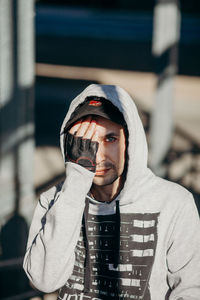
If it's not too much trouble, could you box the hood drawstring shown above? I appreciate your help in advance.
[83,198,90,293]
[114,200,120,268]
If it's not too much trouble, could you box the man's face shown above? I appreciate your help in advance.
[68,115,127,187]
[92,116,126,187]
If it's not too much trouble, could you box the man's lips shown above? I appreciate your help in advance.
[95,168,110,175]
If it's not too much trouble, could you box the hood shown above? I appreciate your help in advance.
[60,84,151,205]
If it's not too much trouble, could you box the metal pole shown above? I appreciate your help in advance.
[150,0,181,176]
[0,0,35,226]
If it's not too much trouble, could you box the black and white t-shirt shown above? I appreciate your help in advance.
[58,212,159,300]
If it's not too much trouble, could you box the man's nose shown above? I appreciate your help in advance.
[96,143,106,164]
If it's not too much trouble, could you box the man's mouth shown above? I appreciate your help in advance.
[95,168,110,176]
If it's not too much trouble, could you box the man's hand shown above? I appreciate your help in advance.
[65,117,99,172]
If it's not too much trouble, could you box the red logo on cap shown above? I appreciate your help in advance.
[89,100,102,107]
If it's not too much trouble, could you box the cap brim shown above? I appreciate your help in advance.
[65,110,110,130]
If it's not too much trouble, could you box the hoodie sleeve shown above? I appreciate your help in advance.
[167,193,200,300]
[23,162,94,293]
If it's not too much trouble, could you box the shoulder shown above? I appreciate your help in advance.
[156,176,190,195]
[149,177,199,236]
[153,176,194,208]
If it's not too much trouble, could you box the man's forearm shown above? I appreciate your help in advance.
[23,162,94,293]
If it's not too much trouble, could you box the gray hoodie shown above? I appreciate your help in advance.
[23,84,200,300]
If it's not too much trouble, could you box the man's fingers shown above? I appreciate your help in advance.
[76,116,92,137]
[84,120,97,139]
[91,128,99,142]
[68,116,98,140]
[68,120,82,135]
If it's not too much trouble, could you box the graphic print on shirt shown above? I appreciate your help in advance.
[59,212,159,300]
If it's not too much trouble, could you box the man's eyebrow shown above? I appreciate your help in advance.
[105,132,120,137]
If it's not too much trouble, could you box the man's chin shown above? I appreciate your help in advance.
[93,174,118,187]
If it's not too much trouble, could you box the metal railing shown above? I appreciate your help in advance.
[141,109,200,210]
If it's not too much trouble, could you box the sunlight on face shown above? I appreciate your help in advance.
[92,116,126,187]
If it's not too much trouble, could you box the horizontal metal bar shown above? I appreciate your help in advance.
[0,290,43,300]
[0,257,23,271]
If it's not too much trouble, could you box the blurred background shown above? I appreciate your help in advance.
[0,0,200,299]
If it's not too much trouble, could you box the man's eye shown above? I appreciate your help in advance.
[105,137,117,143]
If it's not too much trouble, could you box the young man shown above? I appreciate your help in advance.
[24,84,200,300]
